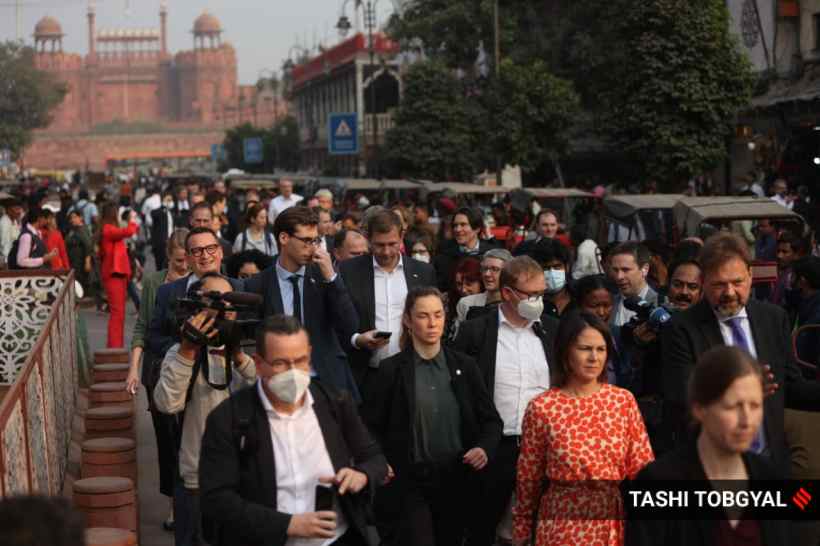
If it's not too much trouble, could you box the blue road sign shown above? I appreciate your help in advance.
[243,138,264,164]
[329,113,359,155]
[210,143,224,163]
[0,149,11,167]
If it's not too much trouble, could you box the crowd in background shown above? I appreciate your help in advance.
[0,173,818,546]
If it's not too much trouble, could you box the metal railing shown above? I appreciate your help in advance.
[0,270,77,497]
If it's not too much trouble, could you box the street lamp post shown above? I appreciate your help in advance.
[337,0,381,178]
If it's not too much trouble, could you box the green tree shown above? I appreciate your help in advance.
[0,41,67,158]
[595,0,753,185]
[384,61,483,180]
[492,59,580,172]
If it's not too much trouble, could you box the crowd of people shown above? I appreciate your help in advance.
[0,174,819,546]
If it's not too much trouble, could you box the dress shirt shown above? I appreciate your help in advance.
[714,307,767,454]
[141,193,161,226]
[370,256,407,365]
[413,350,463,463]
[613,284,650,328]
[276,259,306,321]
[176,199,190,211]
[715,307,758,359]
[268,194,304,222]
[256,381,347,546]
[494,308,550,436]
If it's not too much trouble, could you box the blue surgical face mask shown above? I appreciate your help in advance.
[544,269,566,294]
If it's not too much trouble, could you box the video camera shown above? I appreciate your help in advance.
[173,290,263,348]
[623,296,673,334]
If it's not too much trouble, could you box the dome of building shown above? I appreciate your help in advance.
[34,16,63,38]
[193,11,222,35]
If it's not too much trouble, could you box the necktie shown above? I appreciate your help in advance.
[726,317,765,454]
[289,275,302,323]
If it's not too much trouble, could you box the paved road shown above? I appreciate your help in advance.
[82,298,173,546]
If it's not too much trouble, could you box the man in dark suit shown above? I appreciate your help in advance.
[339,210,435,395]
[433,207,499,291]
[363,287,502,546]
[151,192,176,270]
[243,206,361,400]
[147,227,241,359]
[662,232,820,476]
[199,315,387,546]
[451,255,558,546]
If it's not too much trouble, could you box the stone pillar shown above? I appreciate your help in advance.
[160,2,168,56]
[88,6,96,61]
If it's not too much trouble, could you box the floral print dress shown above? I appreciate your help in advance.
[512,384,654,546]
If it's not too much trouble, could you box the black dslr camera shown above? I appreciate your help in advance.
[622,296,673,335]
[173,290,263,348]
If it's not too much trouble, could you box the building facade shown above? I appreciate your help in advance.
[289,32,401,176]
[32,6,283,133]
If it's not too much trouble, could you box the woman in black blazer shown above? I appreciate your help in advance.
[362,286,502,546]
[626,346,789,546]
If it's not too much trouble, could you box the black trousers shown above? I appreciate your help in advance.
[465,436,520,546]
[145,387,178,498]
[380,459,470,546]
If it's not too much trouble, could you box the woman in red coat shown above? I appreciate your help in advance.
[99,202,138,348]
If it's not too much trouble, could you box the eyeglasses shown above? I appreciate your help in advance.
[290,235,323,246]
[188,244,220,257]
[481,266,502,274]
[508,285,545,300]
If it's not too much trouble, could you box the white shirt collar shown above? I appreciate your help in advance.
[186,274,199,291]
[373,254,404,273]
[256,379,313,419]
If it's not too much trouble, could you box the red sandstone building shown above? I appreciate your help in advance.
[26,5,283,170]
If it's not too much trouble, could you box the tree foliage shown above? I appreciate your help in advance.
[0,41,67,158]
[594,0,754,184]
[387,0,754,186]
[221,116,300,173]
[384,61,484,180]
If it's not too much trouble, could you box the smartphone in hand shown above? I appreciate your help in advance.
[374,331,392,339]
[315,484,336,512]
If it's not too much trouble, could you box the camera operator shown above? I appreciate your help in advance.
[154,272,257,546]
[623,258,703,454]
[199,315,387,546]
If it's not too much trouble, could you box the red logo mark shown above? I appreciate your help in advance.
[793,488,812,511]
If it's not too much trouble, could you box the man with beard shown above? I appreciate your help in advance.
[661,233,820,475]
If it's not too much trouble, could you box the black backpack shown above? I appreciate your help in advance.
[7,226,46,270]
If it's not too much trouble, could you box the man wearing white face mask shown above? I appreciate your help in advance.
[451,256,557,546]
[528,238,572,318]
[199,315,387,546]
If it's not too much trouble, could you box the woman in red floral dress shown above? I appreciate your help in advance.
[512,310,654,546]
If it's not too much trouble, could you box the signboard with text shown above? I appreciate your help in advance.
[243,138,264,164]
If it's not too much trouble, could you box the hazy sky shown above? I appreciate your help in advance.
[0,0,396,84]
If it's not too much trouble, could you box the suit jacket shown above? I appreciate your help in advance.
[450,308,559,393]
[362,345,502,482]
[243,262,361,400]
[626,441,788,546]
[338,254,436,388]
[432,238,500,292]
[99,222,138,279]
[150,207,173,253]
[146,274,243,359]
[199,382,387,546]
[661,298,820,475]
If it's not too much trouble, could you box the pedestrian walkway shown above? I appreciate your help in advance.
[82,304,173,546]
